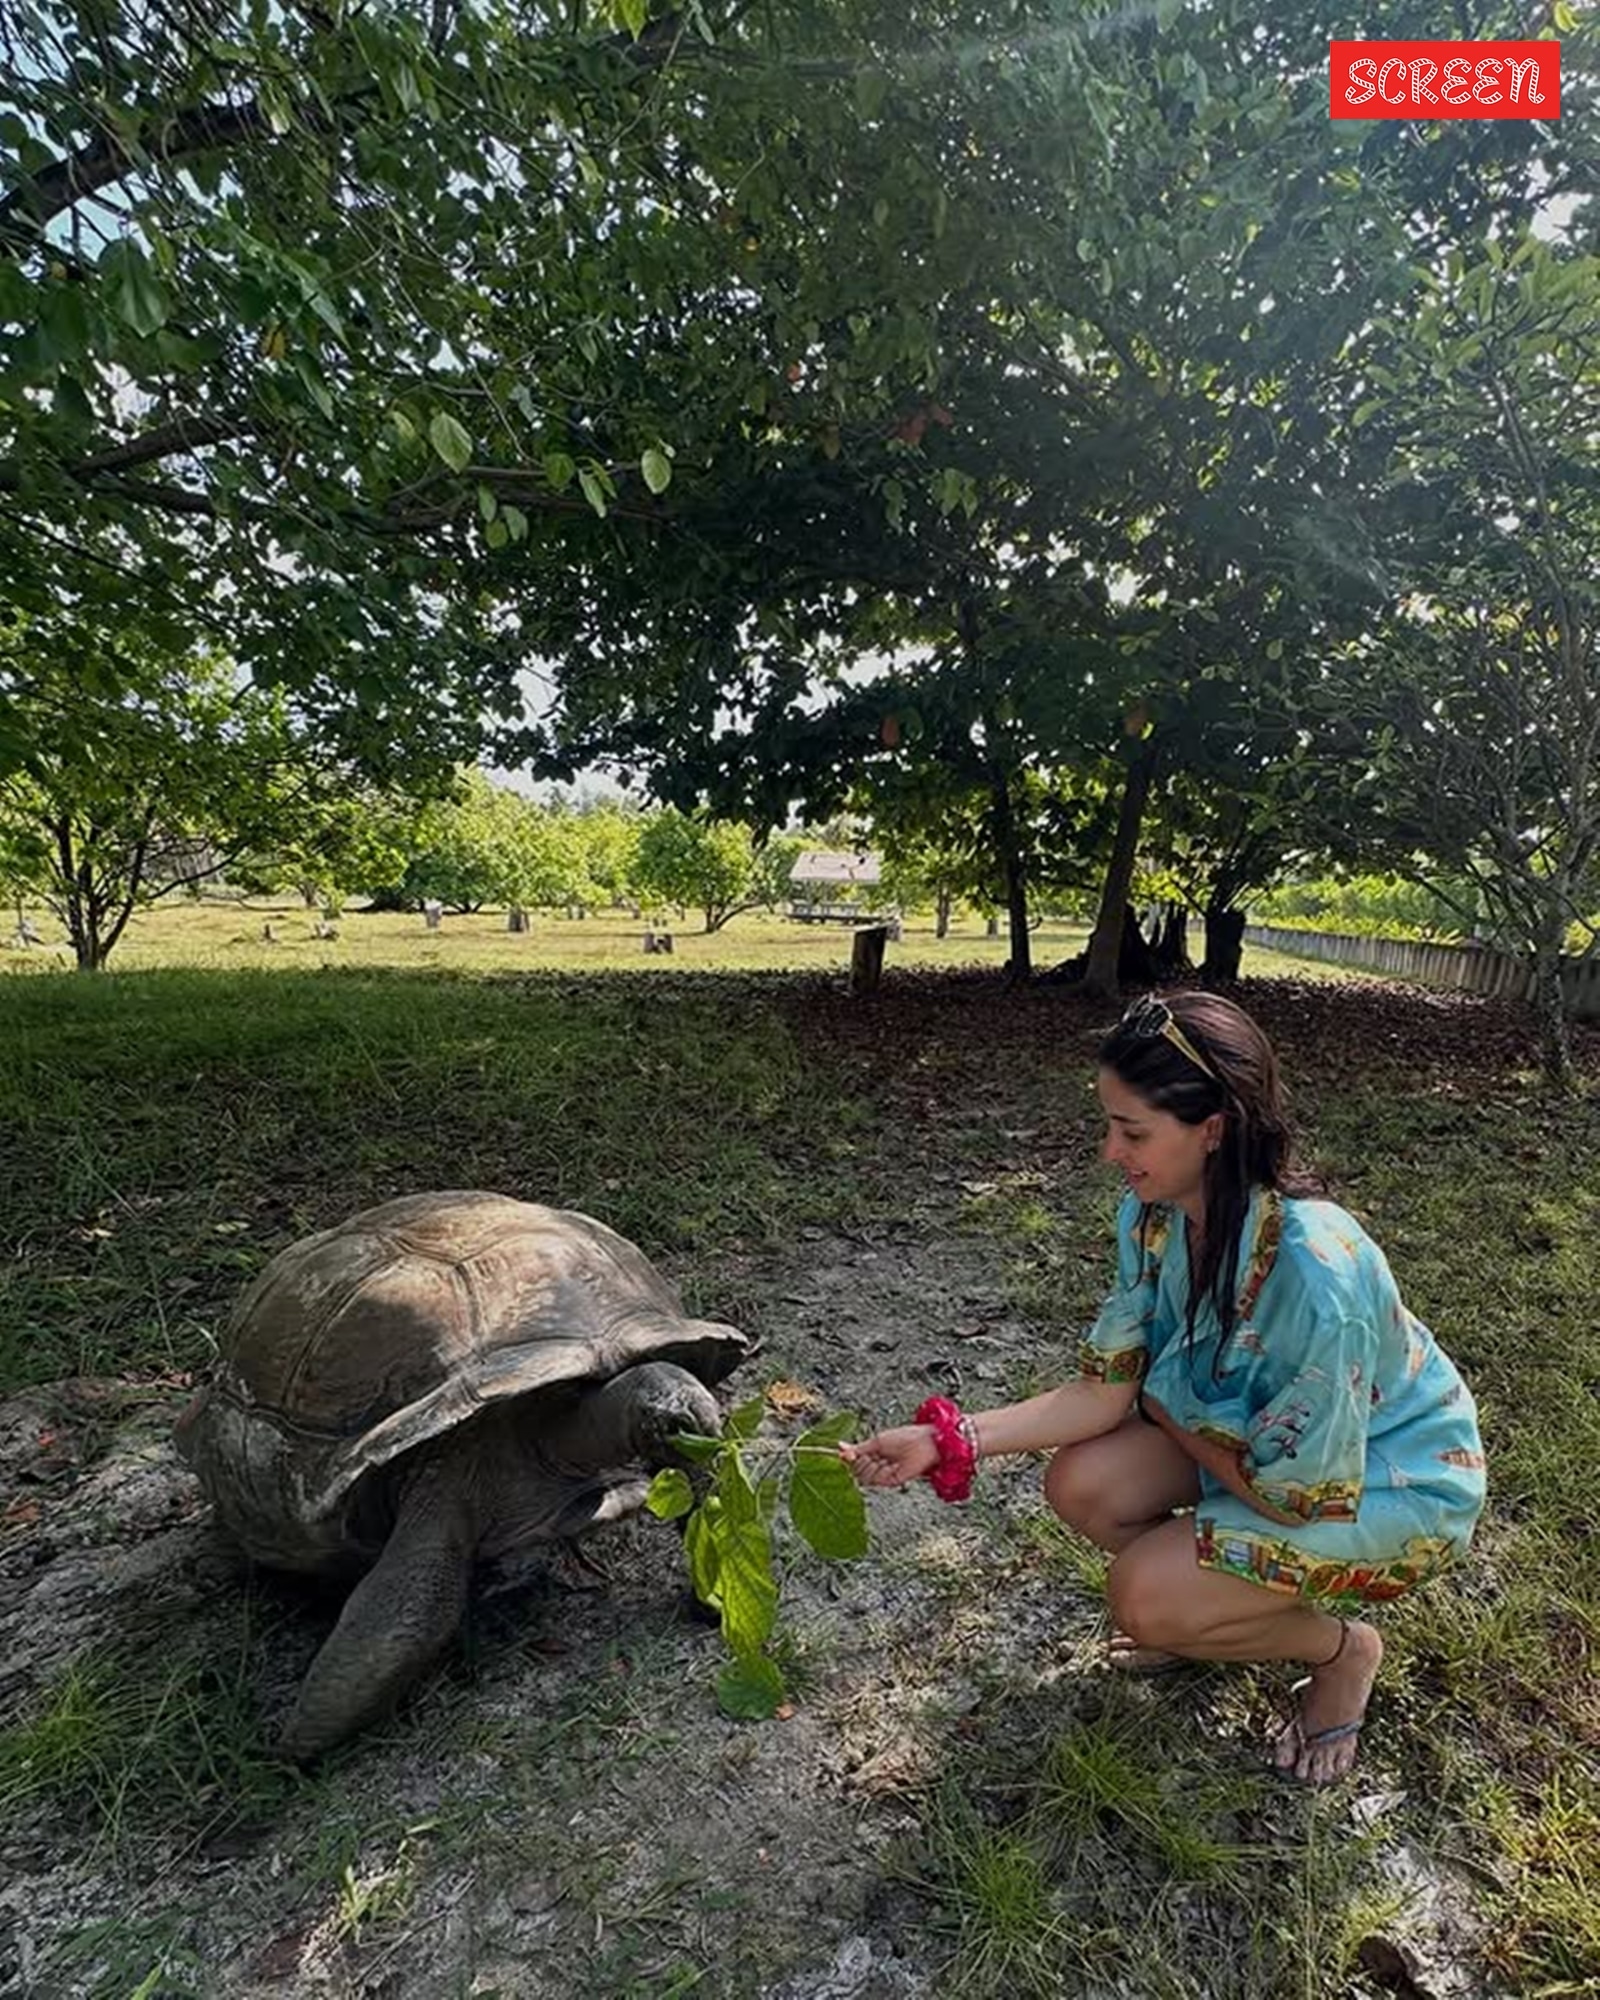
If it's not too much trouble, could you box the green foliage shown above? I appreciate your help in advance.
[647,1404,867,1718]
[0,625,340,969]
[631,810,791,932]
[1254,874,1471,943]
[385,773,597,913]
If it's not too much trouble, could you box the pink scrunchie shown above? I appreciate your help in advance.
[915,1395,977,1503]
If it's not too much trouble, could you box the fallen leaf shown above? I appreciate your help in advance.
[764,1379,822,1419]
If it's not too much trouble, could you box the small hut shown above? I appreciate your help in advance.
[787,850,883,924]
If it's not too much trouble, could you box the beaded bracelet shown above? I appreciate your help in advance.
[914,1395,979,1503]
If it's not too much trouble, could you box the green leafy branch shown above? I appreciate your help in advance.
[647,1396,868,1719]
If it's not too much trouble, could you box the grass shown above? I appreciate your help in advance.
[1,895,1094,978]
[1,915,1597,1997]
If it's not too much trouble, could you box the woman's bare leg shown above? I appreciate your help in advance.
[1043,1418,1202,1668]
[1106,1516,1383,1783]
[1043,1415,1201,1553]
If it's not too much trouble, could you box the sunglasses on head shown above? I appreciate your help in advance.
[1120,995,1220,1083]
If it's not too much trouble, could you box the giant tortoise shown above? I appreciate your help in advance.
[176,1192,749,1759]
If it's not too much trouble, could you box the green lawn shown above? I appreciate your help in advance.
[1,936,1595,1998]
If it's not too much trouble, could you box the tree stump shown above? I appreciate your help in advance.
[507,905,529,933]
[850,924,890,995]
[643,930,675,955]
[423,900,443,931]
[312,920,338,941]
[261,922,277,943]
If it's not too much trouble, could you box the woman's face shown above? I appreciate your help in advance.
[1097,1067,1221,1217]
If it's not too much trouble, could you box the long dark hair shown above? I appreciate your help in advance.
[1098,992,1310,1357]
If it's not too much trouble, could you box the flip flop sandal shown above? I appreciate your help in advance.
[1271,1673,1368,1784]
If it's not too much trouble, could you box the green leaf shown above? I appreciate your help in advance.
[854,69,889,120]
[578,467,609,518]
[105,242,170,338]
[387,408,417,445]
[1553,0,1578,27]
[485,517,509,550]
[640,446,672,495]
[53,375,94,429]
[789,1423,869,1559]
[618,0,648,38]
[502,504,529,543]
[716,1654,786,1720]
[795,1410,859,1448]
[1265,638,1284,662]
[711,1457,778,1656]
[542,450,576,492]
[684,1499,723,1605]
[723,1395,766,1443]
[477,484,498,523]
[428,411,472,474]
[645,1467,695,1520]
[668,1431,724,1464]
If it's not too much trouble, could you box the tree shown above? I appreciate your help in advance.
[231,781,423,911]
[0,628,325,969]
[386,774,583,915]
[1330,238,1600,1085]
[632,809,794,933]
[568,802,642,909]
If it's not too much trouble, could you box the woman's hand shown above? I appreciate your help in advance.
[839,1425,940,1489]
[1140,1392,1301,1527]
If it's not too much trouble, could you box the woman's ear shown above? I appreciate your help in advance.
[1204,1112,1226,1155]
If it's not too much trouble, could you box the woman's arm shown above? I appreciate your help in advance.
[971,1378,1138,1458]
[1139,1392,1303,1527]
[843,1377,1137,1488]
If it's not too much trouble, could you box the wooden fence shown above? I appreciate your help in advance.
[1244,925,1600,1022]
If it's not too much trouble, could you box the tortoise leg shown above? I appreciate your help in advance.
[276,1451,479,1762]
[555,1362,720,1472]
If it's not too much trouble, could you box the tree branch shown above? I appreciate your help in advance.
[1,100,279,249]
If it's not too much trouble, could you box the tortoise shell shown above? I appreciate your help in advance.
[176,1191,749,1569]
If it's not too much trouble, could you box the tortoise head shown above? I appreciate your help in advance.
[616,1358,723,1469]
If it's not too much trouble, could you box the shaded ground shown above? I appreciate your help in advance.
[2,969,1595,1999]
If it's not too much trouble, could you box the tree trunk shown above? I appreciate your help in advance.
[299,882,318,908]
[1083,743,1156,1001]
[935,888,951,940]
[1532,912,1575,1089]
[989,762,1030,981]
[1153,902,1191,977]
[1201,904,1247,984]
[69,901,107,972]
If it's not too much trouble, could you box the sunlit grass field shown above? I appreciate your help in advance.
[1,894,1365,984]
[2,896,1081,976]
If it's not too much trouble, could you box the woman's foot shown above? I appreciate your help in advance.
[1271,1618,1383,1784]
[1107,1630,1186,1674]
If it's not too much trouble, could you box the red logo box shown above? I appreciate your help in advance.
[1329,40,1561,118]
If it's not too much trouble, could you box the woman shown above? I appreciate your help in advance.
[843,992,1485,1784]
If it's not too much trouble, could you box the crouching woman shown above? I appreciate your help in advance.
[844,992,1486,1784]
